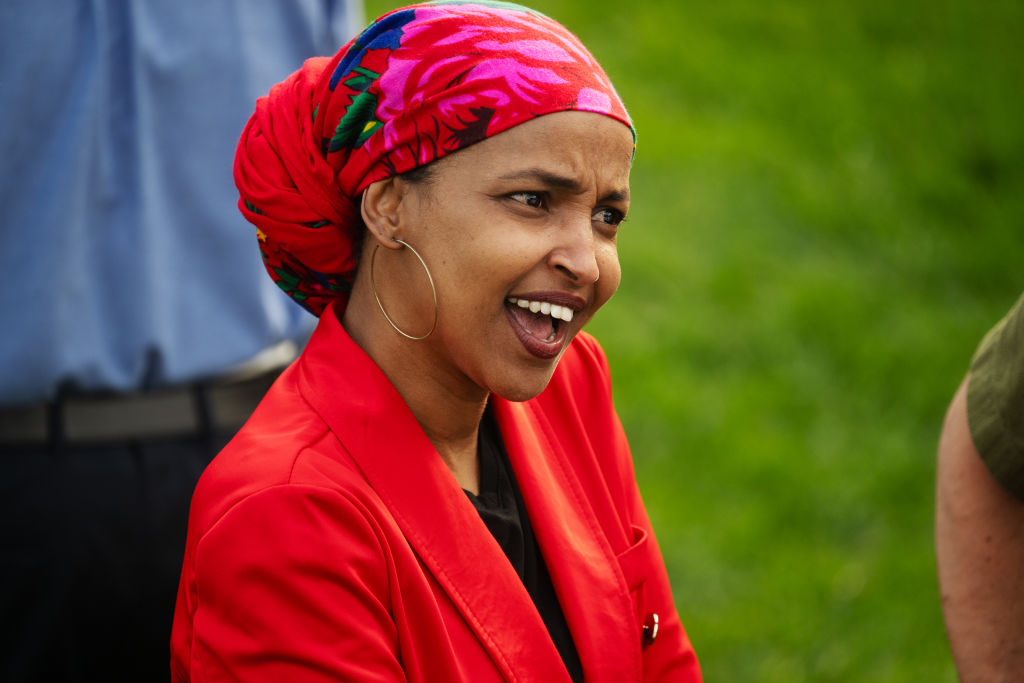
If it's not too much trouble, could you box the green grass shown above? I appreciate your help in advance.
[363,1,1024,679]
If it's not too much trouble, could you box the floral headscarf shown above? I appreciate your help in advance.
[235,1,633,316]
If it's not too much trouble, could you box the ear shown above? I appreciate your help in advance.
[361,177,407,251]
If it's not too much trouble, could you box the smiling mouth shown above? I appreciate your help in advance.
[504,296,576,358]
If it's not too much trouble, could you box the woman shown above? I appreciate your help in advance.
[171,3,702,681]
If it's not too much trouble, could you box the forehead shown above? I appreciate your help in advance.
[433,112,634,190]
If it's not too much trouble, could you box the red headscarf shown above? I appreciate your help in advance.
[235,1,633,316]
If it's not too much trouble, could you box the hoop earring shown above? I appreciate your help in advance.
[369,238,438,340]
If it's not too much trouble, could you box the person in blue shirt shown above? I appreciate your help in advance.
[0,1,362,680]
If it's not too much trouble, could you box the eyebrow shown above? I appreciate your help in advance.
[497,168,630,203]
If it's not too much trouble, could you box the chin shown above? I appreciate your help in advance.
[495,386,546,403]
[488,364,560,403]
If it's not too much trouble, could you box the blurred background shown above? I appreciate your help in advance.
[1,0,1015,680]
[369,1,1024,680]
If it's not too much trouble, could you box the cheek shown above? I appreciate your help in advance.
[453,230,544,281]
[596,245,622,306]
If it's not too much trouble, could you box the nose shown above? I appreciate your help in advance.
[548,217,600,285]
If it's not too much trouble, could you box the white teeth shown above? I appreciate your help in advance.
[507,297,575,323]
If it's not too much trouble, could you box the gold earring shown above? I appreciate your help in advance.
[369,239,438,340]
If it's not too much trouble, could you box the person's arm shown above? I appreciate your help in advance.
[181,485,408,682]
[935,376,1024,682]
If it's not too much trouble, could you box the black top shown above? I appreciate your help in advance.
[463,407,584,682]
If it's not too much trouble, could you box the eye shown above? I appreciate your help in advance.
[593,207,626,227]
[508,191,545,209]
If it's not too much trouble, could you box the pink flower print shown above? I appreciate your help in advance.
[576,87,613,113]
[474,39,574,63]
[463,59,569,104]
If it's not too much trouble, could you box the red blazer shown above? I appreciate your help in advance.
[171,305,701,682]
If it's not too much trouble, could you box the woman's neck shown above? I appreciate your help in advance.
[341,289,487,494]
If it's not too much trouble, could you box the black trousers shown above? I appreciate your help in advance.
[0,433,232,682]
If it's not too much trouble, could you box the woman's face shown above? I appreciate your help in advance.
[386,110,634,402]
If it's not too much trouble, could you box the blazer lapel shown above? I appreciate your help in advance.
[495,397,641,683]
[296,308,569,682]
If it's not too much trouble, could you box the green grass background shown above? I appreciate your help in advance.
[363,1,1024,679]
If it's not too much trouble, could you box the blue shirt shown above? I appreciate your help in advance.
[0,0,364,406]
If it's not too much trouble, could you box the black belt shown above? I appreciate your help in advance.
[0,369,281,447]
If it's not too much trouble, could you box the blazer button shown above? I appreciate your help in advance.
[641,612,659,649]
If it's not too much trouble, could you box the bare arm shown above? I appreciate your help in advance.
[936,376,1024,682]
